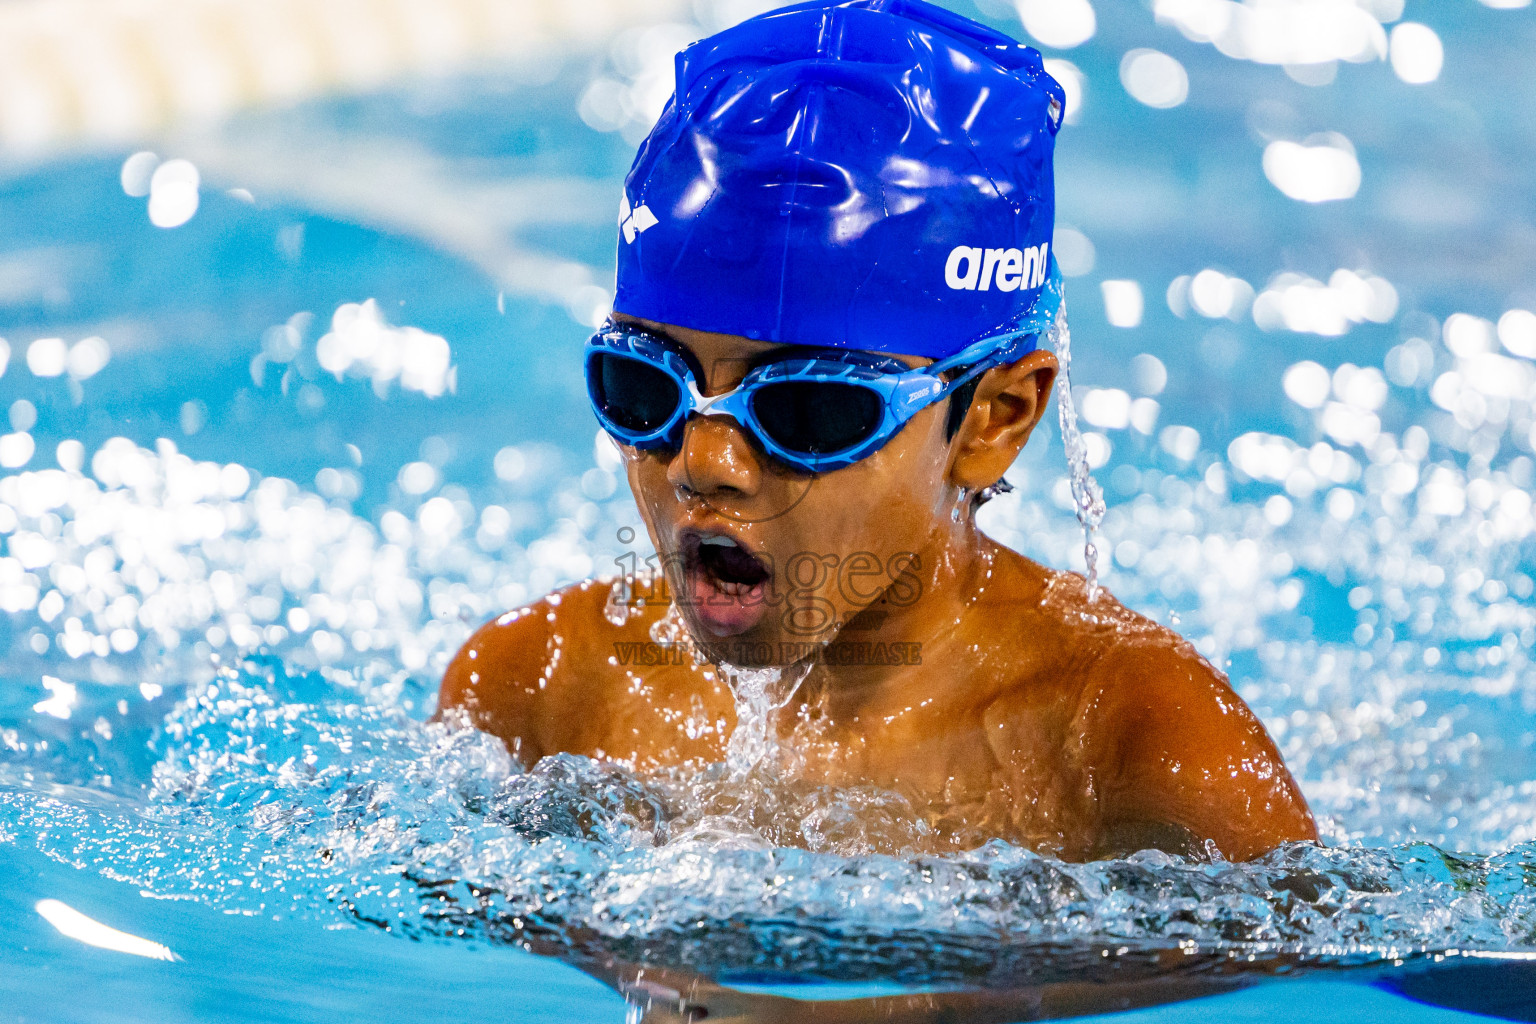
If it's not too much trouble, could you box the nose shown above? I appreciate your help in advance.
[666,414,762,500]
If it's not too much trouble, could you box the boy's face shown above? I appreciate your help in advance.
[610,313,1045,667]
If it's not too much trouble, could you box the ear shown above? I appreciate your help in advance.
[946,350,1059,491]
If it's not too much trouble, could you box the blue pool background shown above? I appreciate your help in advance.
[2,0,1535,1020]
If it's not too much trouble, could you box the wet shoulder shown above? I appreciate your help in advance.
[979,561,1314,859]
[437,578,663,753]
[976,553,1175,702]
[972,563,1177,834]
[1013,570,1267,759]
[438,577,731,767]
[1040,576,1316,859]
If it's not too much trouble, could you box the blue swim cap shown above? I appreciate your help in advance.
[613,0,1065,360]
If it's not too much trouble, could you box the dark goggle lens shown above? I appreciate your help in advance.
[750,381,883,456]
[589,352,681,435]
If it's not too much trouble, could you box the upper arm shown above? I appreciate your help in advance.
[437,602,560,764]
[1087,645,1317,861]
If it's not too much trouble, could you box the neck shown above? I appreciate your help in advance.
[800,508,998,708]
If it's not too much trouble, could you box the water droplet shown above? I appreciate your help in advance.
[1050,303,1108,600]
[604,576,632,626]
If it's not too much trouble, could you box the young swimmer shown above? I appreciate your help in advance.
[440,0,1316,864]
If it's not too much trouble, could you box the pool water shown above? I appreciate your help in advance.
[2,0,1535,1020]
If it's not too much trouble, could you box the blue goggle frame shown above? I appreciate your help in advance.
[587,259,1063,474]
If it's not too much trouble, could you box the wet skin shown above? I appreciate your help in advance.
[439,314,1318,863]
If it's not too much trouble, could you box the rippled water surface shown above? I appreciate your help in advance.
[2,0,1535,1020]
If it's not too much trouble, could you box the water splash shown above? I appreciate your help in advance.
[1049,302,1108,600]
[715,659,812,777]
[6,659,1536,987]
[644,599,813,777]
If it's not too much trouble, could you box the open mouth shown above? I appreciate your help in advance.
[682,532,772,636]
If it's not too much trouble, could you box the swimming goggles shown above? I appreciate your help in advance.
[585,260,1063,474]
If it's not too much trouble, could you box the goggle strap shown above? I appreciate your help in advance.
[925,332,1039,402]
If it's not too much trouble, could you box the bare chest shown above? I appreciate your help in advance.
[556,660,1098,854]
